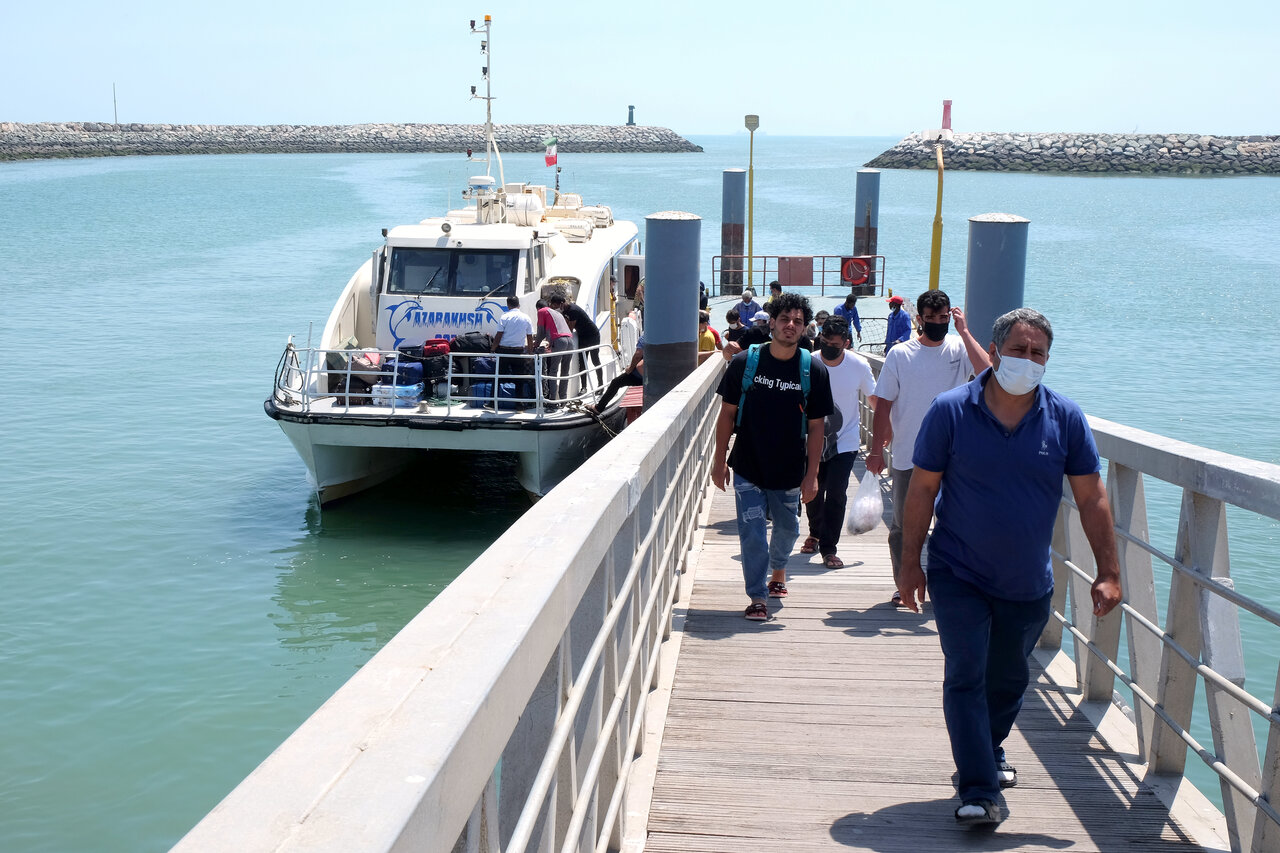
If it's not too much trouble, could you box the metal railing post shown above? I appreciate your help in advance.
[1109,461,1162,756]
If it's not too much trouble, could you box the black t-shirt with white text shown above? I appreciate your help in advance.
[717,345,833,489]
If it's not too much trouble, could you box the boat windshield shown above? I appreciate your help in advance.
[387,248,520,297]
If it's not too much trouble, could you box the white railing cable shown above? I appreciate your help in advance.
[1052,552,1280,727]
[1053,612,1280,831]
[504,387,717,852]
[564,410,715,853]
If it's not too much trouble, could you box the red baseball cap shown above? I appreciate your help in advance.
[887,295,904,305]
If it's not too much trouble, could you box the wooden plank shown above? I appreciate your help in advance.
[644,465,1214,851]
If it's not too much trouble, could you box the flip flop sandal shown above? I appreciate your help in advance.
[823,554,844,569]
[997,761,1017,788]
[768,581,788,598]
[955,800,1001,826]
[744,602,769,621]
[799,537,819,554]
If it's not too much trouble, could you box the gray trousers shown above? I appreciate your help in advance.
[889,466,917,586]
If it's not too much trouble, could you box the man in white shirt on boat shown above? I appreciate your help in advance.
[492,295,534,403]
[866,290,990,605]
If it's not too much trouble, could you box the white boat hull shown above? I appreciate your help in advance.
[269,404,624,503]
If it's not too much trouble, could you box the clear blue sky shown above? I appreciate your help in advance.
[3,0,1276,136]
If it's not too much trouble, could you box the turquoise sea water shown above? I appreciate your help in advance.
[0,137,1276,851]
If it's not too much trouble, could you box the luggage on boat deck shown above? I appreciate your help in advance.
[384,359,424,386]
[421,338,452,357]
[371,382,425,407]
[470,356,497,377]
[337,376,372,405]
[422,355,450,382]
[467,381,519,410]
[450,330,493,353]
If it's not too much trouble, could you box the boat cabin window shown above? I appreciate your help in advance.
[387,248,519,297]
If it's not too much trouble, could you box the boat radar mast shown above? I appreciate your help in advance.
[469,15,505,189]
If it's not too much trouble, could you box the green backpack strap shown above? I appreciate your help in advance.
[735,344,764,428]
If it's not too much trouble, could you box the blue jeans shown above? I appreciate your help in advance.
[927,566,1053,803]
[733,473,800,602]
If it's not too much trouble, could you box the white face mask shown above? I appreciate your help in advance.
[992,353,1045,396]
[728,322,741,329]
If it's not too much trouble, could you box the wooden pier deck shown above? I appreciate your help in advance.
[643,468,1219,852]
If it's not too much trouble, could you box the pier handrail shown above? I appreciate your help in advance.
[1044,415,1280,853]
[178,355,727,853]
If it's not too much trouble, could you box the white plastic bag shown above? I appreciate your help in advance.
[846,470,884,535]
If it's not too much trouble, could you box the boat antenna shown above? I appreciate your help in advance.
[470,15,505,189]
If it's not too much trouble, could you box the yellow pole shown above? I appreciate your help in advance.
[928,142,944,290]
[747,130,755,290]
[744,114,759,292]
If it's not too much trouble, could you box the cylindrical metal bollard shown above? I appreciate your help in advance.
[963,213,1030,350]
[852,169,880,290]
[644,211,702,410]
[720,169,746,295]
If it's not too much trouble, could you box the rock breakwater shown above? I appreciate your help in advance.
[0,122,703,161]
[867,132,1280,175]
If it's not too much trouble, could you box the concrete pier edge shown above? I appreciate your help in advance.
[0,122,703,161]
[867,131,1280,175]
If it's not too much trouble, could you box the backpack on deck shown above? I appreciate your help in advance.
[735,344,812,437]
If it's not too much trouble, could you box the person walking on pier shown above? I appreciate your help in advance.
[866,290,990,606]
[799,316,876,568]
[737,289,763,322]
[833,293,863,343]
[712,293,833,621]
[884,295,913,351]
[898,307,1122,827]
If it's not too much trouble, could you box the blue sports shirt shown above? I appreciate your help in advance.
[912,370,1101,600]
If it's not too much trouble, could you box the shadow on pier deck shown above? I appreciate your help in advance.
[643,471,1220,852]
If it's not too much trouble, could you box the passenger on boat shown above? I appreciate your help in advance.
[799,316,876,569]
[550,293,603,389]
[697,310,722,364]
[699,280,709,311]
[492,295,535,403]
[534,298,574,403]
[866,290,991,607]
[737,289,762,321]
[884,295,913,352]
[833,293,863,343]
[898,307,1122,827]
[587,335,644,414]
[711,293,834,622]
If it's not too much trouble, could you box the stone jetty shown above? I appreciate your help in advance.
[867,131,1280,175]
[0,122,703,161]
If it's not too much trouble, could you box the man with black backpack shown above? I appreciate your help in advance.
[712,293,833,622]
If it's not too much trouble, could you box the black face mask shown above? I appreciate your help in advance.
[923,320,950,342]
[819,343,843,360]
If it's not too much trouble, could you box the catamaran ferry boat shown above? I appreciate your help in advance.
[266,15,645,504]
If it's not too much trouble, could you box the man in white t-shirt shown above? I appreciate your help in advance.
[867,290,991,605]
[800,315,878,568]
[492,295,535,401]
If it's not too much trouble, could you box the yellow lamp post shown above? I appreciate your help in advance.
[744,114,759,292]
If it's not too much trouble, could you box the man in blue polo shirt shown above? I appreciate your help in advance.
[898,307,1122,827]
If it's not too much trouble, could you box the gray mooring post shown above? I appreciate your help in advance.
[644,211,702,410]
[853,168,881,290]
[720,169,746,296]
[963,213,1030,349]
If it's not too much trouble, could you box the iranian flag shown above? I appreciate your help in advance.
[543,136,558,166]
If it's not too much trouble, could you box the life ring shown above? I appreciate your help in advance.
[842,257,870,285]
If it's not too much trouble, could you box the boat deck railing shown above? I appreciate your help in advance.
[184,351,1280,852]
[271,341,625,416]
